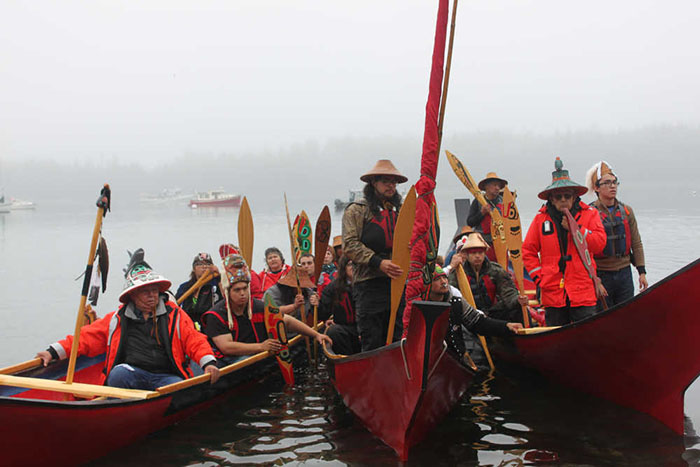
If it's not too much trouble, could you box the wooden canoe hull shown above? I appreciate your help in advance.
[0,345,305,466]
[491,258,700,435]
[327,301,474,460]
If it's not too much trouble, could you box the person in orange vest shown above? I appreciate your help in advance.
[586,161,647,307]
[36,254,220,390]
[467,172,507,262]
[523,158,607,326]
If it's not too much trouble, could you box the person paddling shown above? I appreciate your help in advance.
[466,172,507,261]
[37,256,220,390]
[175,252,222,327]
[523,158,606,326]
[586,161,648,308]
[342,159,407,351]
[202,245,330,366]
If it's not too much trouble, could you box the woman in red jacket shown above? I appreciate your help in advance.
[523,158,606,326]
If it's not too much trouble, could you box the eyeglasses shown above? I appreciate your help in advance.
[552,192,574,201]
[598,179,620,187]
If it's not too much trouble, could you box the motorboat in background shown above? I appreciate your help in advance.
[189,189,241,208]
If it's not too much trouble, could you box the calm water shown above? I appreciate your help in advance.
[2,195,700,465]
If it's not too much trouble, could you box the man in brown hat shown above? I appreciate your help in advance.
[446,233,528,323]
[342,159,408,351]
[585,161,647,307]
[523,158,606,326]
[467,172,507,261]
[262,264,319,320]
[332,235,344,260]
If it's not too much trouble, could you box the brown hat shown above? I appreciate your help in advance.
[332,235,343,248]
[456,233,489,252]
[451,225,476,245]
[360,159,408,184]
[277,265,315,289]
[478,172,508,191]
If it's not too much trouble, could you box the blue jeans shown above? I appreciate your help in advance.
[598,266,634,309]
[106,363,183,390]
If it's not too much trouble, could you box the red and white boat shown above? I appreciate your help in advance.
[189,189,241,208]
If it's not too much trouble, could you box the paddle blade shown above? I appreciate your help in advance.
[387,185,417,345]
[264,294,294,386]
[297,211,312,255]
[445,150,488,207]
[491,216,509,270]
[238,197,254,268]
[313,206,331,282]
[502,187,525,292]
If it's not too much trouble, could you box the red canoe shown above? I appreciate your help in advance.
[491,258,700,435]
[0,335,305,466]
[324,301,475,460]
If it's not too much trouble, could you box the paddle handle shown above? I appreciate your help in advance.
[456,264,495,372]
[176,270,218,305]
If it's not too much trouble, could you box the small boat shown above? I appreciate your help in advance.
[0,334,306,466]
[139,188,193,205]
[490,258,700,435]
[189,189,241,208]
[333,189,363,211]
[324,301,475,460]
[8,198,36,210]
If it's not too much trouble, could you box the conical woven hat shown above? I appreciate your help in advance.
[277,265,315,289]
[119,263,171,303]
[537,157,588,200]
[478,172,508,190]
[360,159,408,183]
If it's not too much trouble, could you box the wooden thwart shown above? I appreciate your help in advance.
[516,326,561,335]
[0,374,157,400]
[0,358,42,375]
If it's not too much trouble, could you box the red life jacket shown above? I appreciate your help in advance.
[592,201,632,259]
[479,202,504,236]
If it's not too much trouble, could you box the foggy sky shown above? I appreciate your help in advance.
[1,0,699,166]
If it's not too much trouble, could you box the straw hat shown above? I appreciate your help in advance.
[537,157,589,200]
[451,225,476,245]
[478,172,508,190]
[585,161,616,194]
[277,265,315,289]
[456,233,490,252]
[360,159,408,183]
[332,235,343,248]
[119,263,171,303]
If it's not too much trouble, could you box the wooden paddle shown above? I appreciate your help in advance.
[445,150,508,269]
[176,270,219,306]
[283,194,312,360]
[238,196,254,267]
[312,206,331,365]
[264,294,295,385]
[386,185,417,345]
[66,185,111,385]
[455,263,495,371]
[502,186,530,327]
[562,207,608,310]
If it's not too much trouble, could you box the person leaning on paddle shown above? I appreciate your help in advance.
[428,266,522,368]
[522,158,606,326]
[201,245,331,367]
[445,233,529,324]
[466,172,506,262]
[36,259,220,390]
[585,161,648,308]
[342,159,407,352]
[175,252,222,327]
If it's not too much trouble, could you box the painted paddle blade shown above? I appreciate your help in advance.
[313,206,331,282]
[238,196,254,268]
[296,210,313,256]
[387,185,417,345]
[264,294,294,386]
[491,216,508,269]
[455,264,495,371]
[445,150,487,206]
[502,186,530,327]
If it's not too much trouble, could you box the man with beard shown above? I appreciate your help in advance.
[342,159,407,351]
[523,158,606,326]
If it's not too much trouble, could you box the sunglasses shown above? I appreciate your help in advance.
[552,192,574,201]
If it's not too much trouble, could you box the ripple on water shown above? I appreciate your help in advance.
[481,433,528,446]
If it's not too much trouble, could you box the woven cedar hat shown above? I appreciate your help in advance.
[537,157,589,200]
[360,159,408,184]
[277,265,315,289]
[219,243,251,285]
[478,172,508,190]
[451,225,477,245]
[456,232,490,252]
[585,161,616,195]
[332,235,343,248]
[119,263,171,303]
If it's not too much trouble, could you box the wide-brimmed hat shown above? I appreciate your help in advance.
[457,232,490,252]
[451,225,477,245]
[360,159,408,184]
[585,160,616,194]
[478,172,508,191]
[119,263,171,303]
[219,243,251,285]
[277,265,315,289]
[537,157,589,200]
[332,235,343,248]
